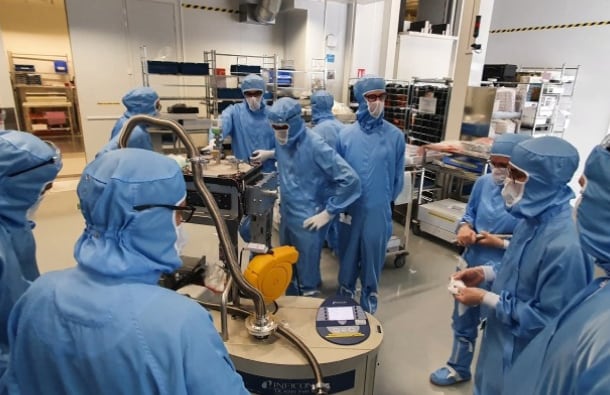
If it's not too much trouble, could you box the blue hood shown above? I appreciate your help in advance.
[354,76,385,132]
[577,145,610,271]
[490,133,531,157]
[122,87,159,117]
[311,90,335,125]
[267,97,305,148]
[75,148,185,283]
[241,74,266,94]
[508,136,578,219]
[0,130,62,228]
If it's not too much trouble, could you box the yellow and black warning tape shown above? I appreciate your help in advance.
[181,2,240,14]
[491,20,610,34]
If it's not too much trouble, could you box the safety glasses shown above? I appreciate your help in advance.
[488,159,509,169]
[244,90,263,98]
[271,123,289,130]
[8,140,61,177]
[363,92,387,102]
[133,204,196,223]
[507,163,528,183]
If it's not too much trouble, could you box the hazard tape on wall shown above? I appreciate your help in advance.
[181,2,240,14]
[491,20,610,34]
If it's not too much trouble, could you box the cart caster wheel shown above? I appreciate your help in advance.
[394,255,406,268]
[412,223,422,236]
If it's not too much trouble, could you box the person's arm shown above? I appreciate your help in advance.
[487,243,590,343]
[220,106,234,139]
[577,351,610,395]
[459,176,484,231]
[391,133,406,201]
[183,311,249,395]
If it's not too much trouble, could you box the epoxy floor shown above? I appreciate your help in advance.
[33,183,474,395]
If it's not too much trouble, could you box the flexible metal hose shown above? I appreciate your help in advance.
[117,115,269,323]
[195,300,328,395]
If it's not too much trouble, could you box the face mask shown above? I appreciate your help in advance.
[26,194,45,221]
[174,223,188,255]
[246,96,262,112]
[573,176,587,221]
[273,124,289,145]
[367,100,384,119]
[501,178,526,207]
[492,167,508,185]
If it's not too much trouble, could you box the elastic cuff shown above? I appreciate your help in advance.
[482,292,500,308]
[503,239,510,249]
[482,266,496,282]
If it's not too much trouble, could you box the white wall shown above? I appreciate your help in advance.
[324,1,348,98]
[350,0,385,77]
[486,0,610,189]
[0,24,14,109]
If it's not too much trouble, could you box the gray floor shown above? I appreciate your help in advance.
[34,185,474,395]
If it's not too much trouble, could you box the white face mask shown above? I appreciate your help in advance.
[26,194,45,221]
[174,223,188,255]
[501,178,526,207]
[492,167,508,185]
[273,124,289,145]
[246,96,262,112]
[367,100,384,119]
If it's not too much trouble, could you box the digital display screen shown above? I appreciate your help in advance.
[327,307,355,321]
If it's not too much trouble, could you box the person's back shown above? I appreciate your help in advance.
[0,130,61,374]
[2,149,248,395]
[471,136,593,394]
[310,90,343,149]
[502,140,610,395]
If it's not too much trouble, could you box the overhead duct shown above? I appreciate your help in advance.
[240,0,283,24]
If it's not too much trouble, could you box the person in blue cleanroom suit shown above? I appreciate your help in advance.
[220,74,276,172]
[453,136,593,395]
[268,98,360,296]
[99,87,159,155]
[335,76,406,314]
[310,90,345,254]
[0,130,61,374]
[430,133,530,386]
[501,138,610,395]
[0,149,248,395]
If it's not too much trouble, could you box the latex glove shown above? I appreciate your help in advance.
[202,141,215,152]
[303,210,334,231]
[477,231,505,249]
[447,278,466,295]
[452,267,485,287]
[456,223,477,246]
[250,149,274,164]
[454,287,487,306]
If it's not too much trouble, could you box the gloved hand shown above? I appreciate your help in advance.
[452,267,485,287]
[202,141,215,153]
[303,210,334,231]
[250,149,275,164]
[456,223,477,246]
[453,287,487,306]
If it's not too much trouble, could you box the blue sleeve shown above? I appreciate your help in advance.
[130,126,153,151]
[392,132,406,201]
[461,176,484,228]
[577,351,610,395]
[183,311,249,395]
[313,140,361,215]
[221,106,235,139]
[495,244,591,343]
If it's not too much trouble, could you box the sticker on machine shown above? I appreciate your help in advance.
[238,370,356,395]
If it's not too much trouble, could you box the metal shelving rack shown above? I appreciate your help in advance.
[406,78,453,147]
[203,51,278,118]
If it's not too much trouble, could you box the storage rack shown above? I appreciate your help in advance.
[407,78,452,146]
[203,51,278,118]
[384,80,410,132]
[8,51,80,140]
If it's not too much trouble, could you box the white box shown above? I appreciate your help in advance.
[417,199,466,243]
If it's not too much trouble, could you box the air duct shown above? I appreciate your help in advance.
[240,0,283,24]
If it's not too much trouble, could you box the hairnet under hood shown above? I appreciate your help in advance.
[75,148,185,284]
[267,97,305,147]
[491,133,531,157]
[577,145,610,269]
[354,76,385,131]
[311,90,335,125]
[508,136,578,219]
[0,130,62,228]
[122,87,159,117]
[241,74,266,93]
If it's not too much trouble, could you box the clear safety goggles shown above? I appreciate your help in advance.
[507,162,529,183]
[271,123,289,131]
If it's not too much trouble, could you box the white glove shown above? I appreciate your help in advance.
[250,149,275,163]
[447,278,466,295]
[202,141,215,152]
[303,210,334,231]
